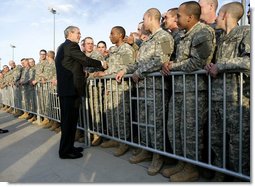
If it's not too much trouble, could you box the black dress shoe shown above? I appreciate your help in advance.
[59,152,83,159]
[0,129,9,134]
[73,147,83,153]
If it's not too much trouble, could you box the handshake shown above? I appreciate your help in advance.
[101,61,108,70]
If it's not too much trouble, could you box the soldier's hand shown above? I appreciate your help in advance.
[132,73,140,84]
[102,61,108,70]
[115,70,125,83]
[31,80,37,85]
[208,64,219,78]
[93,71,106,77]
[204,63,213,73]
[161,61,171,76]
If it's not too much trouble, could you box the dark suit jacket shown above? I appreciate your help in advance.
[56,39,102,97]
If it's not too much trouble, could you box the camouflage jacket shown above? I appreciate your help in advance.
[84,50,105,73]
[126,28,174,89]
[105,42,135,91]
[172,22,216,92]
[41,62,56,81]
[212,25,250,101]
[11,65,23,86]
[19,67,31,85]
[34,60,48,82]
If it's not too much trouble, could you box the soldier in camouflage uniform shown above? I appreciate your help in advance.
[31,49,49,125]
[161,2,216,182]
[205,2,250,180]
[26,58,37,122]
[1,65,11,111]
[7,60,23,115]
[79,37,105,145]
[18,59,33,119]
[116,8,174,175]
[94,26,135,157]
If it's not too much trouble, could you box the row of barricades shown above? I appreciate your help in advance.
[0,70,250,181]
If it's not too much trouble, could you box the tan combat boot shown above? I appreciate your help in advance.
[147,153,164,175]
[3,106,10,111]
[161,161,185,178]
[14,110,23,117]
[6,107,13,113]
[1,105,8,110]
[91,134,102,146]
[132,148,142,156]
[78,136,85,143]
[18,112,29,119]
[75,129,82,141]
[129,149,152,164]
[49,121,60,131]
[170,163,199,182]
[39,118,50,126]
[114,143,129,157]
[43,120,53,128]
[54,126,61,134]
[100,140,119,148]
[28,115,37,122]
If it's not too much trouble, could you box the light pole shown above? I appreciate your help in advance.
[49,8,57,52]
[10,44,16,61]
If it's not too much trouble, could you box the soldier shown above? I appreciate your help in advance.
[31,49,49,125]
[39,51,60,132]
[1,65,11,111]
[161,1,215,182]
[27,58,37,122]
[199,0,218,25]
[79,37,105,145]
[116,8,174,175]
[18,58,32,119]
[94,26,135,157]
[204,2,250,180]
[7,60,23,115]
[96,41,109,60]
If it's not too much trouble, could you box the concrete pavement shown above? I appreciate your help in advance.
[0,110,169,183]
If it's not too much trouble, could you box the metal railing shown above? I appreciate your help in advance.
[0,70,250,181]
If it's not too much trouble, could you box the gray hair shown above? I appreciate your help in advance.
[64,26,79,39]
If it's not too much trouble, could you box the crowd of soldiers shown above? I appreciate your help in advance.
[0,0,250,182]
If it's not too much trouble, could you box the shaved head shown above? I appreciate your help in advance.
[220,2,244,21]
[145,8,161,22]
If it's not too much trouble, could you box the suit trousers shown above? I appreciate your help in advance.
[59,96,80,156]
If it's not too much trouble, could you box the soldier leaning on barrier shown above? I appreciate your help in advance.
[116,8,174,176]
[78,36,105,145]
[18,58,33,120]
[36,50,56,128]
[6,60,23,115]
[161,1,216,182]
[31,49,49,126]
[204,2,250,180]
[1,65,10,111]
[94,26,135,157]
[42,51,61,133]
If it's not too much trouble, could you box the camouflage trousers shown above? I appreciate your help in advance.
[167,91,207,160]
[211,97,250,176]
[14,86,22,109]
[88,80,104,133]
[104,80,130,140]
[137,87,168,150]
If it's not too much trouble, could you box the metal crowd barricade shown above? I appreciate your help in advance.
[0,70,250,181]
[83,70,250,181]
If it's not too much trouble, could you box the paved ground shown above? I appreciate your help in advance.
[0,110,169,183]
[1,110,248,184]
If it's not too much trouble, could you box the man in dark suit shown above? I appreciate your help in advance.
[55,26,107,159]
